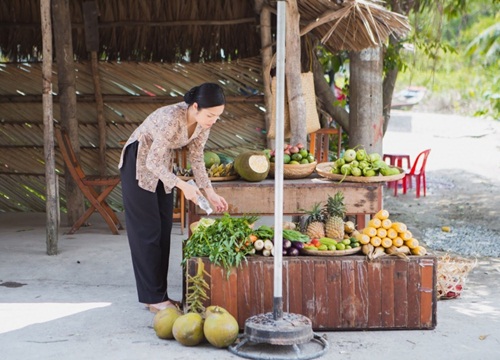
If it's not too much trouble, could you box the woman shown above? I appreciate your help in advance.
[119,83,228,313]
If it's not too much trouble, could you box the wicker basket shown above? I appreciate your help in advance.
[436,254,477,300]
[269,161,317,179]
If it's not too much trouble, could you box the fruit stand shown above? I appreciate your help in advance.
[182,147,437,333]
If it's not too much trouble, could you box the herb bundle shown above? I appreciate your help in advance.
[182,214,259,274]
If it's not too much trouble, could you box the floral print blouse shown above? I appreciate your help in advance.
[118,102,212,193]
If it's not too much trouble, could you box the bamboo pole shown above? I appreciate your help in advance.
[285,0,306,146]
[91,52,107,176]
[83,1,107,176]
[41,0,58,255]
[258,4,273,149]
[52,0,85,225]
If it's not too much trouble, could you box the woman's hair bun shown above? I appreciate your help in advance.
[184,83,225,108]
[183,86,199,104]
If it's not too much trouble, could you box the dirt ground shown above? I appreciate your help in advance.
[383,170,500,252]
[381,111,500,258]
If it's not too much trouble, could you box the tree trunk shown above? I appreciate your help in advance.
[52,0,84,225]
[41,0,58,255]
[311,48,349,132]
[349,47,384,155]
[285,0,307,146]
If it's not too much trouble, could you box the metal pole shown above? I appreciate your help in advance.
[273,0,286,321]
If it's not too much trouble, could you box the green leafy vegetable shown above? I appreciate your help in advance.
[282,229,310,243]
[253,225,274,240]
[182,213,259,275]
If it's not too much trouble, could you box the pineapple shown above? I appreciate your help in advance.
[303,202,326,239]
[324,192,346,240]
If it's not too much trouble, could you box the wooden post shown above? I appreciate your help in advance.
[349,47,384,155]
[256,1,274,149]
[91,52,107,176]
[52,0,85,225]
[41,0,58,255]
[83,1,107,176]
[285,0,306,146]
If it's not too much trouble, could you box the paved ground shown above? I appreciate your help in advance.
[1,112,499,359]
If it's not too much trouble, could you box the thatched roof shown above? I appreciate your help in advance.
[0,0,408,62]
[0,0,410,213]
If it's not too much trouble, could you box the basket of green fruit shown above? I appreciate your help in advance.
[268,144,317,179]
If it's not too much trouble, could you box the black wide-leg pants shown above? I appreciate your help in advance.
[120,141,174,304]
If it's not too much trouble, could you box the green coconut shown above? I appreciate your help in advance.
[234,151,270,182]
[172,312,205,346]
[153,307,183,339]
[203,306,239,348]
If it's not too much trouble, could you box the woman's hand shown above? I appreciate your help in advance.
[204,188,228,213]
[177,181,202,203]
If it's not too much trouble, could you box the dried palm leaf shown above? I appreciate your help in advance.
[301,0,411,51]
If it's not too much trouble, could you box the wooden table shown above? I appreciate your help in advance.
[188,176,383,230]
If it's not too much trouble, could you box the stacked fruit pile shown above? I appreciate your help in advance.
[205,152,237,177]
[173,151,237,178]
[300,192,361,252]
[153,259,239,348]
[269,143,316,164]
[357,209,428,259]
[330,147,400,177]
[303,192,347,241]
[206,162,236,177]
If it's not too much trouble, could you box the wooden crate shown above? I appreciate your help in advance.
[185,255,437,331]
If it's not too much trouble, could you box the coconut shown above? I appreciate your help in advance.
[172,312,205,346]
[153,307,182,339]
[234,151,270,182]
[203,306,239,348]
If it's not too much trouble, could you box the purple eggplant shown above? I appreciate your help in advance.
[287,247,300,256]
[283,239,292,249]
[291,241,304,250]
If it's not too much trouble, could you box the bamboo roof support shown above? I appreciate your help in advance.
[41,0,58,255]
[259,4,273,148]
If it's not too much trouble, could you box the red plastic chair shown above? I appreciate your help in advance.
[383,154,411,191]
[395,149,431,198]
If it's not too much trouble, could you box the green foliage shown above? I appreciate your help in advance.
[316,0,499,119]
[383,41,408,73]
[182,214,259,275]
[395,0,499,119]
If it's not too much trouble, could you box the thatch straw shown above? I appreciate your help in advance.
[300,0,410,51]
[1,0,409,62]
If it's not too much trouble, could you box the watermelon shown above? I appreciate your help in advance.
[204,152,220,168]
